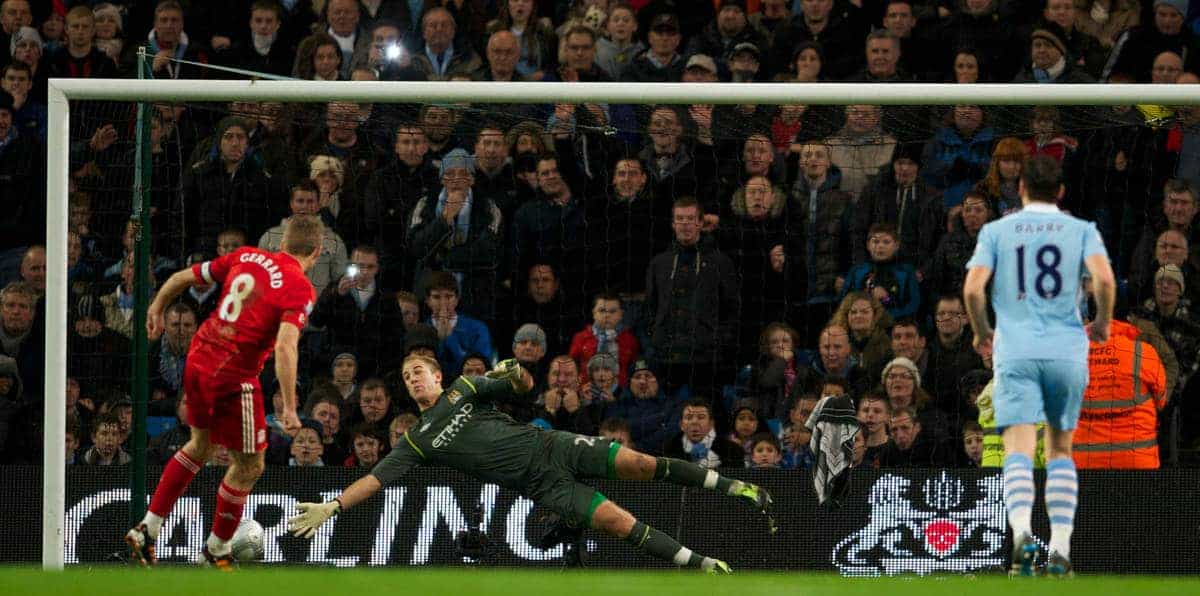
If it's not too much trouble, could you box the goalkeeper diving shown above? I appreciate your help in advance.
[288,355,775,572]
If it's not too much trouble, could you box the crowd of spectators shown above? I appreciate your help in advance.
[0,0,1197,471]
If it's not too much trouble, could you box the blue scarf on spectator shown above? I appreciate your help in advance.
[435,188,473,245]
[593,324,619,359]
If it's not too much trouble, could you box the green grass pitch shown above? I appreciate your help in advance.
[0,567,1196,596]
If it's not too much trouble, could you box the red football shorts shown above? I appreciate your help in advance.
[183,364,267,454]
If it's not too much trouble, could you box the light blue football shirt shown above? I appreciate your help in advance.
[965,202,1108,364]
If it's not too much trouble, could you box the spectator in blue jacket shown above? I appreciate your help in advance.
[604,359,689,456]
[921,105,995,208]
[840,222,920,319]
[422,270,495,376]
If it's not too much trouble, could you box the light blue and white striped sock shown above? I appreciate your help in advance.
[1045,457,1078,558]
[1003,453,1035,539]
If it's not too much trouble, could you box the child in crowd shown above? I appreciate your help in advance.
[780,394,817,470]
[962,420,984,467]
[749,432,783,469]
[841,223,920,319]
[389,412,420,450]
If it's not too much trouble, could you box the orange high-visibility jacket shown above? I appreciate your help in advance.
[1075,320,1167,469]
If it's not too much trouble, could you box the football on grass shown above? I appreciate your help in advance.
[230,519,265,562]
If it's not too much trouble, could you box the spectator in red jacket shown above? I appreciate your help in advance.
[568,292,639,386]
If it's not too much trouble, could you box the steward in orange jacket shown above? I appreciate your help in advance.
[1075,320,1168,469]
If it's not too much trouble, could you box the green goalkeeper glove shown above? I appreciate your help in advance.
[288,500,341,539]
[485,358,521,382]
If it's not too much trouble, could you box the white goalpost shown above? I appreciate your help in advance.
[42,78,1200,570]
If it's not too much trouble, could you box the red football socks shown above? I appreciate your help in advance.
[148,450,203,519]
[211,481,250,541]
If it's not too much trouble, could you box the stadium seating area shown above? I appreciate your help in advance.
[0,0,1197,470]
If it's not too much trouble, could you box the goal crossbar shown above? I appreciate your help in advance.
[42,78,1200,570]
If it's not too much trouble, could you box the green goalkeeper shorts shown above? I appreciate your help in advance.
[523,431,621,528]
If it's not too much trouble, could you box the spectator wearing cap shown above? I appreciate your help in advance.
[183,116,283,254]
[595,3,644,81]
[0,89,44,253]
[726,41,762,82]
[1134,263,1200,409]
[620,13,685,82]
[768,0,865,79]
[1014,20,1096,83]
[636,0,715,45]
[686,0,766,74]
[682,53,718,82]
[853,141,945,271]
[409,148,504,320]
[1106,0,1198,82]
[67,291,131,400]
[605,359,688,456]
[568,292,639,387]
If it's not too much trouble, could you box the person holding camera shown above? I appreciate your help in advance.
[309,244,405,378]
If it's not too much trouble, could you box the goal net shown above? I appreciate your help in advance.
[37,78,1200,569]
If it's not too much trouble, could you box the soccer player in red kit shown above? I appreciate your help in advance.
[124,216,325,568]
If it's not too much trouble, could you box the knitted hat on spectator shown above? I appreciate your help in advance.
[650,13,680,32]
[587,352,619,376]
[1156,264,1185,289]
[685,54,718,74]
[1031,21,1069,57]
[513,323,548,352]
[1154,0,1187,16]
[439,148,476,177]
[74,292,102,322]
[11,26,42,55]
[629,358,655,378]
[891,141,923,166]
[881,356,921,388]
[732,42,761,60]
[331,352,357,371]
[404,323,441,354]
[93,4,124,32]
[299,418,324,437]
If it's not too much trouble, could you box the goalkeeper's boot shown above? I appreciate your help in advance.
[706,559,732,575]
[1009,533,1038,578]
[123,523,157,567]
[733,481,777,535]
[200,546,236,572]
[1046,551,1074,578]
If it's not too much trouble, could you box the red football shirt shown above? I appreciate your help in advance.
[188,247,314,380]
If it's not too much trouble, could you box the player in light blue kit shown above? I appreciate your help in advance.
[963,156,1115,578]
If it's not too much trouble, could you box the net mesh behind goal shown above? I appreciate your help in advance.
[50,89,1197,479]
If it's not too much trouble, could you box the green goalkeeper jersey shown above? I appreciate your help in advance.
[369,375,544,489]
